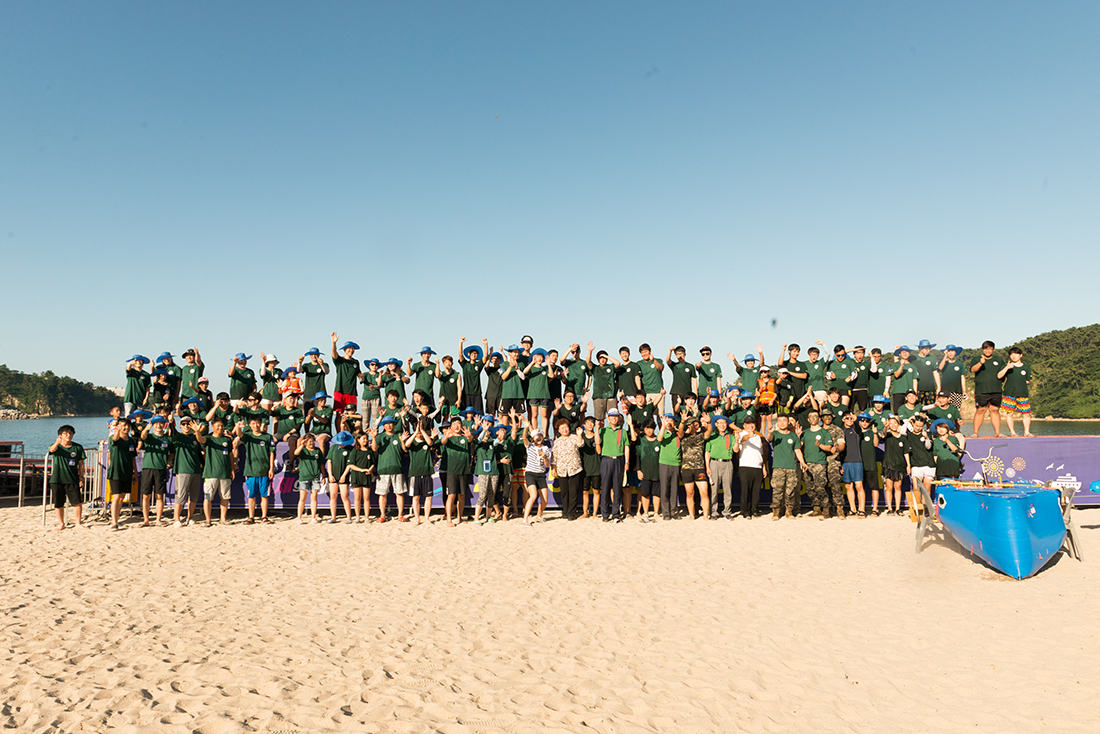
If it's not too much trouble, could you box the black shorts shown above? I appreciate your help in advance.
[638,478,657,498]
[108,478,132,499]
[680,467,707,484]
[975,393,1002,408]
[485,396,501,415]
[141,468,167,496]
[409,475,434,499]
[526,472,548,490]
[583,475,601,492]
[527,399,550,408]
[882,468,906,482]
[850,389,869,411]
[756,404,775,416]
[461,394,484,414]
[51,483,81,509]
[500,398,525,415]
[861,466,879,492]
[444,473,466,496]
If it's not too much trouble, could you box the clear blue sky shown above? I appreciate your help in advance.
[2,1,1097,392]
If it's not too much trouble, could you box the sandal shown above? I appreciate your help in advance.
[870,509,880,517]
[857,511,866,518]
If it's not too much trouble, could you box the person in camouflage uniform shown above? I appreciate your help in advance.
[767,415,806,519]
[800,411,833,517]
[820,411,848,518]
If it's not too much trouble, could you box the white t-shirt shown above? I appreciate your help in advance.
[738,433,765,469]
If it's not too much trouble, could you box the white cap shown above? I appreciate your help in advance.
[266,354,279,363]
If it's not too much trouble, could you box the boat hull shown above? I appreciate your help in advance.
[935,485,1066,579]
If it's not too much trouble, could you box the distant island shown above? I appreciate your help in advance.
[0,364,122,418]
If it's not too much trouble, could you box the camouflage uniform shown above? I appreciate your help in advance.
[824,422,847,511]
[770,468,801,510]
[803,462,828,508]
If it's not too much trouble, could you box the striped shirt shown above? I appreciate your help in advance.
[526,444,552,474]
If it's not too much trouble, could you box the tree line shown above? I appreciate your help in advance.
[0,365,122,416]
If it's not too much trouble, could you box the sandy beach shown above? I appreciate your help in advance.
[2,505,1097,733]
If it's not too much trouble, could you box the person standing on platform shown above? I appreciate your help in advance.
[998,347,1034,437]
[459,338,489,414]
[124,355,151,415]
[228,353,256,409]
[179,348,204,400]
[937,344,967,410]
[330,333,361,413]
[970,340,1005,437]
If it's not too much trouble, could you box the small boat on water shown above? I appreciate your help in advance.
[934,483,1066,579]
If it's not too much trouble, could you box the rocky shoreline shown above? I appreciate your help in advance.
[0,409,40,420]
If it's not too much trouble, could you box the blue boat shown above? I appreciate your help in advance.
[934,484,1066,579]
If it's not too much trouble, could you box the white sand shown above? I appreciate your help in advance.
[2,506,1097,733]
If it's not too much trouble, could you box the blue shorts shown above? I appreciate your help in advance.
[245,476,271,498]
[842,462,864,483]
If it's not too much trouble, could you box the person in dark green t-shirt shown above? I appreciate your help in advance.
[523,349,553,434]
[124,355,151,414]
[304,393,334,452]
[196,416,235,526]
[403,418,439,524]
[170,417,205,526]
[969,340,1005,438]
[936,345,967,408]
[436,355,462,416]
[695,346,723,397]
[587,347,618,421]
[293,433,326,523]
[227,353,257,406]
[459,337,489,414]
[107,419,139,530]
[235,416,277,523]
[299,347,330,409]
[499,346,527,418]
[357,358,382,428]
[614,347,643,400]
[997,346,1033,437]
[637,343,666,412]
[668,346,698,410]
[930,419,965,479]
[372,417,409,521]
[326,431,355,523]
[179,348,204,400]
[408,347,439,403]
[330,332,362,413]
[562,343,592,401]
[140,417,173,525]
[48,424,87,531]
[258,353,282,409]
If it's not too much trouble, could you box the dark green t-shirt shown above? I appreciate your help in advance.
[616,361,642,397]
[297,447,324,482]
[827,358,855,392]
[461,358,484,396]
[804,360,826,392]
[802,426,831,465]
[868,361,889,397]
[636,435,660,480]
[580,434,600,476]
[179,363,204,398]
[526,364,551,400]
[850,359,871,390]
[697,362,722,394]
[141,431,172,471]
[260,367,281,401]
[670,362,696,395]
[858,427,878,469]
[970,355,1005,395]
[108,436,139,481]
[125,368,151,404]
[907,431,934,468]
[375,431,405,475]
[201,435,234,480]
[308,406,334,435]
[484,365,503,399]
[410,362,435,395]
[591,363,617,399]
[407,437,437,477]
[333,355,361,395]
[240,430,276,477]
[1001,362,1031,398]
[438,368,460,404]
[302,361,329,399]
[229,366,256,401]
[272,406,304,436]
[346,447,375,486]
[768,430,800,470]
[171,433,204,475]
[327,444,352,481]
[913,355,939,392]
[475,439,501,476]
[939,360,966,393]
[882,432,910,472]
[442,435,472,475]
[780,359,808,398]
[891,360,916,396]
[50,442,85,485]
[933,436,962,477]
[501,364,525,400]
[563,359,590,397]
[639,359,664,394]
[926,405,961,427]
[360,370,382,401]
[556,402,584,431]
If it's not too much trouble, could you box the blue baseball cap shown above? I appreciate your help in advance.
[917,339,936,349]
[234,353,252,361]
[465,345,484,361]
[304,347,321,356]
[311,391,330,401]
[740,391,755,399]
[340,341,359,351]
[126,354,150,363]
[858,412,873,421]
[872,394,888,403]
[506,344,521,352]
[743,354,756,362]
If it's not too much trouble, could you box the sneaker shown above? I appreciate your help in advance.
[173,521,183,528]
[613,517,622,524]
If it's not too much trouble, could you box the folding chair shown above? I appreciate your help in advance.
[913,479,943,554]
[1058,482,1086,562]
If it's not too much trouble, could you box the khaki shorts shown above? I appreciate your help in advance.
[203,478,232,501]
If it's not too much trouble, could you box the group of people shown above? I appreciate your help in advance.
[48,334,1034,531]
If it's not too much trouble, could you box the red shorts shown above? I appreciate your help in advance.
[333,392,358,412]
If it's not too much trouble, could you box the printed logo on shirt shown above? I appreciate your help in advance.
[787,439,794,444]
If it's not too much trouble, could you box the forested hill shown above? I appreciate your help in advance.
[1009,324,1100,418]
[0,365,122,416]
